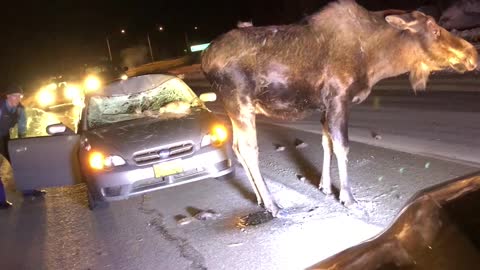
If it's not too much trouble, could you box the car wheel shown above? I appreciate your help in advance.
[87,190,97,210]
[215,169,236,181]
[87,187,107,210]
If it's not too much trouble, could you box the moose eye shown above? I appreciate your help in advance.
[433,29,440,37]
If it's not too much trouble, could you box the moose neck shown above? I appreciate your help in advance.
[367,27,425,87]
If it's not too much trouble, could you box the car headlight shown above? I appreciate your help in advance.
[37,90,55,107]
[201,124,228,147]
[84,75,101,92]
[45,83,58,91]
[88,152,126,170]
[64,84,82,100]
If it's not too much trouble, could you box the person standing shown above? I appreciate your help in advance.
[0,85,44,209]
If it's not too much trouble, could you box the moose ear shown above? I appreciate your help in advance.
[385,14,417,32]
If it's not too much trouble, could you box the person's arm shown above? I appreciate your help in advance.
[17,106,27,138]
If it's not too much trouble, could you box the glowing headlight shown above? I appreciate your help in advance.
[89,152,105,170]
[88,152,126,170]
[64,84,82,100]
[201,124,228,147]
[84,75,101,92]
[121,74,128,80]
[46,83,57,91]
[37,90,55,107]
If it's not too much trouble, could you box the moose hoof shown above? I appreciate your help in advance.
[275,208,291,218]
[319,183,333,195]
[339,189,357,206]
[265,202,281,218]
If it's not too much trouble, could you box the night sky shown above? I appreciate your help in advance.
[0,0,446,90]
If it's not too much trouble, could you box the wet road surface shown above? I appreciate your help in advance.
[0,75,479,269]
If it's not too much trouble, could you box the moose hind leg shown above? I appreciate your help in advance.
[319,114,333,195]
[327,98,357,206]
[333,141,356,205]
[231,119,263,206]
[230,113,280,216]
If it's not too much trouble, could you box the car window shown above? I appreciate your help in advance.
[87,78,201,129]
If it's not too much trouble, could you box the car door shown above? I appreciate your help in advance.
[8,134,82,191]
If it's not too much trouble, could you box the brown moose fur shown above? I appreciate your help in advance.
[201,0,478,216]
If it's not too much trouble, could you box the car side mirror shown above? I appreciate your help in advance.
[199,92,217,103]
[47,123,74,135]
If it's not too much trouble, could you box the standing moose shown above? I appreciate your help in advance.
[201,0,478,216]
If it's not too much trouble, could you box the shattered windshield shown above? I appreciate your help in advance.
[87,78,202,129]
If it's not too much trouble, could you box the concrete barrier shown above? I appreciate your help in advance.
[125,53,202,77]
[125,56,189,77]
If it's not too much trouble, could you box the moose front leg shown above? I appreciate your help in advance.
[319,113,333,195]
[327,97,357,206]
[230,114,281,216]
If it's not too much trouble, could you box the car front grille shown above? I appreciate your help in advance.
[133,142,194,165]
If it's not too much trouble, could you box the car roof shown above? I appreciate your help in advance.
[93,74,177,97]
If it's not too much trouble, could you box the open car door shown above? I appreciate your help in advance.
[8,134,82,191]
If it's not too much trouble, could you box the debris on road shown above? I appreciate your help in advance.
[296,174,306,182]
[238,210,274,227]
[194,210,221,221]
[228,243,244,247]
[294,138,308,149]
[371,131,382,140]
[274,144,286,152]
[177,216,196,226]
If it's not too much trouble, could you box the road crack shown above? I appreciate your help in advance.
[139,197,207,270]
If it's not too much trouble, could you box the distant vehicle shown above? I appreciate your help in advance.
[35,75,84,110]
[309,174,480,270]
[35,62,127,110]
[9,74,235,209]
[84,60,127,83]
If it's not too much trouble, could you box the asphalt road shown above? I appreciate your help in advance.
[0,75,479,270]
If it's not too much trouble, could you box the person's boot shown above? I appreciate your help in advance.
[0,200,13,209]
[23,189,47,197]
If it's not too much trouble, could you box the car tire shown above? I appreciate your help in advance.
[215,169,236,181]
[87,190,97,210]
[87,187,107,210]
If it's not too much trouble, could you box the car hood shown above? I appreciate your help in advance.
[85,108,216,159]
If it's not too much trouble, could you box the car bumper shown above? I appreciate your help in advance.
[86,146,234,201]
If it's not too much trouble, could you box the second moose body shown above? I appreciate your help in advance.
[201,0,478,216]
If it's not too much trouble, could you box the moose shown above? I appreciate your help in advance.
[201,0,478,217]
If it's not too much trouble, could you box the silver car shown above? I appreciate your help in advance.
[9,74,234,209]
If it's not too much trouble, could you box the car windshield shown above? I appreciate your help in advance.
[87,78,202,129]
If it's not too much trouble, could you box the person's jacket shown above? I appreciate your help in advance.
[0,98,26,138]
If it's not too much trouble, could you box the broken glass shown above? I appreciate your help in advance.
[87,78,202,129]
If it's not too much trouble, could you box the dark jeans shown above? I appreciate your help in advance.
[0,135,10,162]
[0,179,6,203]
[0,135,8,202]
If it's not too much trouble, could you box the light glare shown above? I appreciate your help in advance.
[89,152,105,170]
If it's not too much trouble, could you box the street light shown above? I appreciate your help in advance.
[184,26,199,54]
[146,25,166,62]
[147,33,154,62]
[106,29,127,62]
[106,37,113,61]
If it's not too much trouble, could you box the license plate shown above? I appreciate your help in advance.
[153,160,183,178]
